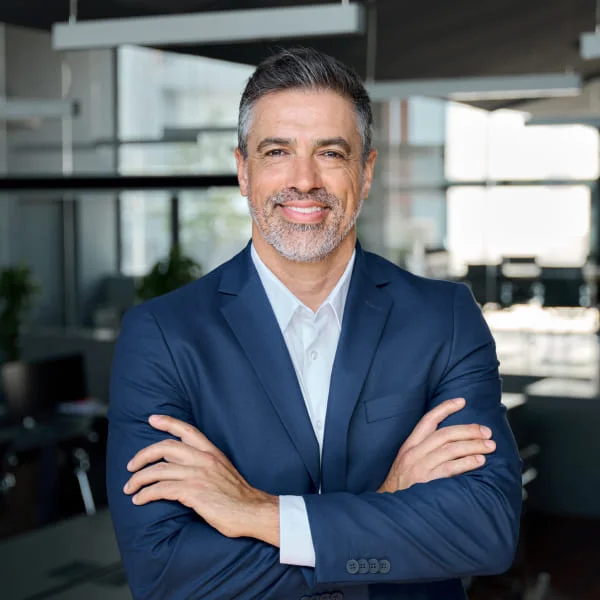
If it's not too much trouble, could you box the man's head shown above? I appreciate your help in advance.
[235,47,377,264]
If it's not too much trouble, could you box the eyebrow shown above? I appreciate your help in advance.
[255,136,352,154]
[314,137,352,155]
[256,137,292,152]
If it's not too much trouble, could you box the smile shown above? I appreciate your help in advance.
[282,205,326,214]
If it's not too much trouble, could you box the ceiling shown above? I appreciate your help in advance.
[2,0,600,114]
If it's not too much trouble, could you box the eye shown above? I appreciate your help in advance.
[322,150,344,159]
[265,148,287,157]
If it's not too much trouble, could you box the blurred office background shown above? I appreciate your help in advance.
[1,1,600,599]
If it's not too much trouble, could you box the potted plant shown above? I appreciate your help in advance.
[136,245,202,303]
[0,264,40,363]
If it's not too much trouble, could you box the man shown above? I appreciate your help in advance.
[107,48,522,600]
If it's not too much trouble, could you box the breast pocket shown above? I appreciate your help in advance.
[363,393,425,423]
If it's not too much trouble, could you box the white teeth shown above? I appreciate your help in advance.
[285,206,324,214]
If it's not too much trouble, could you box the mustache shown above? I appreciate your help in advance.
[267,188,339,208]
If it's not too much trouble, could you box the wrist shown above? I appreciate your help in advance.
[246,491,280,547]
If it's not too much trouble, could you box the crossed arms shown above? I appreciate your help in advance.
[107,285,522,599]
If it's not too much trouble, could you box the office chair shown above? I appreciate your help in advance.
[1,354,98,516]
[0,441,16,506]
[464,264,500,306]
[500,257,540,308]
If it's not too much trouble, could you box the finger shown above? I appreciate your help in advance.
[124,462,195,495]
[127,438,199,472]
[148,415,221,455]
[427,454,487,481]
[131,480,192,507]
[422,439,496,474]
[404,398,466,448]
[411,423,493,462]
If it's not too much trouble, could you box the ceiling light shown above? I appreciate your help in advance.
[52,4,365,51]
[366,73,582,102]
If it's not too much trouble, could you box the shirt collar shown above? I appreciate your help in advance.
[250,243,355,332]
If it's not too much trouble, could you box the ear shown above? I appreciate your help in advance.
[235,147,248,197]
[361,149,377,200]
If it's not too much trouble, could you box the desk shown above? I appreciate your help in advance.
[0,415,96,453]
[0,509,130,600]
[0,414,107,537]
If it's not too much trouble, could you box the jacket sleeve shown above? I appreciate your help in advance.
[106,306,310,600]
[304,283,523,586]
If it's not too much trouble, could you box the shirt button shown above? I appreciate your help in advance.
[310,350,318,360]
[316,420,323,431]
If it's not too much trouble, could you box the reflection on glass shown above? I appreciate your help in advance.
[180,189,251,273]
[120,192,171,276]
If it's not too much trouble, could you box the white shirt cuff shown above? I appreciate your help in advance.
[279,495,316,567]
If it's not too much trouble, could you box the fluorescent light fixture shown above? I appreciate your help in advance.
[366,73,582,102]
[0,98,79,121]
[52,4,365,50]
[526,115,600,127]
[580,31,600,60]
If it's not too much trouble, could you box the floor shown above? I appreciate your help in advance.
[469,509,600,600]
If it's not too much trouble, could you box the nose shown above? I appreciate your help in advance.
[288,155,323,194]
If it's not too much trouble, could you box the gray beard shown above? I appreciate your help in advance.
[248,188,363,263]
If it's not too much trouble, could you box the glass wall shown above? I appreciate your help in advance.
[118,46,253,276]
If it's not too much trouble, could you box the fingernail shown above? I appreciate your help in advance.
[126,461,134,471]
[476,455,486,465]
[480,426,492,437]
[454,398,466,406]
[123,482,130,493]
[149,415,160,424]
[484,440,496,449]
[132,495,139,505]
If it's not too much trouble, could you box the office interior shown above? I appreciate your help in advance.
[1,1,600,599]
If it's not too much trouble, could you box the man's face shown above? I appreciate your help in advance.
[235,88,377,263]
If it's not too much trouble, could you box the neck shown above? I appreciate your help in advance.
[252,230,356,312]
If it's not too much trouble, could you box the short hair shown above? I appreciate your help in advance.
[238,47,373,162]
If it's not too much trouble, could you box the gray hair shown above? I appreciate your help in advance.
[238,47,373,162]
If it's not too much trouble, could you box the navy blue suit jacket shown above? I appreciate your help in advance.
[107,242,522,600]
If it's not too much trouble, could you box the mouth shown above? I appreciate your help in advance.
[278,203,329,224]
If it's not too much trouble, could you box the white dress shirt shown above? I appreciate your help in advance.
[251,244,355,568]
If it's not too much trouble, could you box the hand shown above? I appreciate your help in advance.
[378,397,496,493]
[123,415,279,546]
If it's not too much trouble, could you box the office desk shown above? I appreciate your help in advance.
[0,415,97,454]
[0,509,130,600]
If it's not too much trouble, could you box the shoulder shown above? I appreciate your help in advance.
[362,250,471,304]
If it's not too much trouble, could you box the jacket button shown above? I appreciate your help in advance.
[358,558,369,574]
[346,559,359,575]
[368,558,379,574]
[331,594,344,600]
[379,559,391,574]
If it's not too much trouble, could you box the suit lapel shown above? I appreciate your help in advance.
[219,246,321,489]
[321,248,393,492]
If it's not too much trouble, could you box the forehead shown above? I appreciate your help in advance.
[249,88,361,140]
